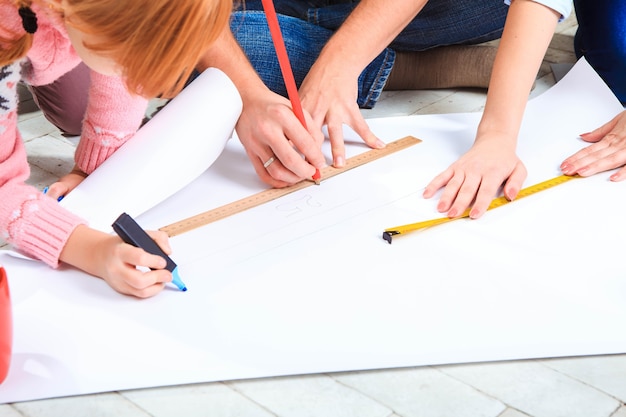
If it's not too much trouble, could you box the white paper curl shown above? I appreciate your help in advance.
[60,68,242,232]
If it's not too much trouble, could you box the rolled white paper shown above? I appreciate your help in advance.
[60,68,242,232]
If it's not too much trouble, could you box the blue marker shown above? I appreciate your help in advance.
[112,212,187,291]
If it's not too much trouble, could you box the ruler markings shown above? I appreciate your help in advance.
[160,136,422,236]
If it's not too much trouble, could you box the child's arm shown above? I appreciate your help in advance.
[1,61,171,297]
[423,0,563,219]
[60,225,173,298]
[0,62,82,267]
[0,116,170,298]
[74,72,149,174]
[44,71,148,200]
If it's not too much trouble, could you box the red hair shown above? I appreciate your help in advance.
[2,0,233,98]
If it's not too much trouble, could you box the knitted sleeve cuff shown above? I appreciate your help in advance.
[75,71,148,174]
[3,192,86,268]
[73,124,133,174]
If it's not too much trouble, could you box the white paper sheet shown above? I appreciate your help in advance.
[1,58,625,403]
[59,68,242,232]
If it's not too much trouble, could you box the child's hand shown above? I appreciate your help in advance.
[60,225,174,298]
[45,165,88,201]
[423,137,527,219]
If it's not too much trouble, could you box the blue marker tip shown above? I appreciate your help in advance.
[171,267,187,292]
[43,186,48,194]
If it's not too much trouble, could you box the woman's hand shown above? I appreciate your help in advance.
[236,91,326,188]
[299,69,386,168]
[561,110,626,181]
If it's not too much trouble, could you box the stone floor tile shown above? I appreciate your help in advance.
[548,32,575,53]
[541,355,626,402]
[228,374,391,417]
[419,89,488,114]
[0,405,22,417]
[24,164,58,192]
[558,25,578,38]
[122,382,275,417]
[17,110,41,123]
[556,13,579,35]
[17,114,60,142]
[543,48,577,65]
[498,408,532,417]
[333,367,505,417]
[610,406,626,417]
[529,73,557,99]
[11,392,151,417]
[24,135,76,180]
[362,90,453,119]
[438,360,620,417]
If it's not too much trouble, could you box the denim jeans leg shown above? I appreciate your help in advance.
[231,11,333,98]
[574,0,626,103]
[388,0,508,50]
[231,8,394,108]
[232,0,508,108]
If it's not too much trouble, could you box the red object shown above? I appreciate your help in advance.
[261,0,321,182]
[0,266,11,384]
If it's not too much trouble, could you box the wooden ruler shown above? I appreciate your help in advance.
[382,174,578,243]
[160,136,422,237]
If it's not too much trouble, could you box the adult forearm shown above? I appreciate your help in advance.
[314,0,427,77]
[478,0,560,141]
[197,24,269,98]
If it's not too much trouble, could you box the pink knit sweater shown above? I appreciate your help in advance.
[0,2,148,267]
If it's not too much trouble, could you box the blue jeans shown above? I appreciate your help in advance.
[231,0,508,108]
[574,0,626,104]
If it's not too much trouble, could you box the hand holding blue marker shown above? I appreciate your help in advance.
[42,186,64,202]
[112,212,187,292]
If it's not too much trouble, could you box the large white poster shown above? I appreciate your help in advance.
[1,59,624,403]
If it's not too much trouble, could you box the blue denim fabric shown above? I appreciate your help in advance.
[574,0,626,104]
[232,0,508,108]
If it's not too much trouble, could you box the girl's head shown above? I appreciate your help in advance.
[4,0,233,98]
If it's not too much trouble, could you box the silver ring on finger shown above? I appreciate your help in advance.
[263,156,276,168]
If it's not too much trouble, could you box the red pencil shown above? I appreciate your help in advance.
[261,0,322,184]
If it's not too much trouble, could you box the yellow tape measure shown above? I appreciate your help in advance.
[160,136,422,237]
[382,174,579,243]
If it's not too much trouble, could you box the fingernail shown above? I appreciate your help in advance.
[448,209,457,218]
[375,139,386,149]
[469,208,480,219]
[506,189,518,200]
[334,156,345,167]
[579,132,591,138]
[561,163,572,174]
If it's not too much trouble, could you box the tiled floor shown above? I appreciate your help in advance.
[4,13,626,417]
